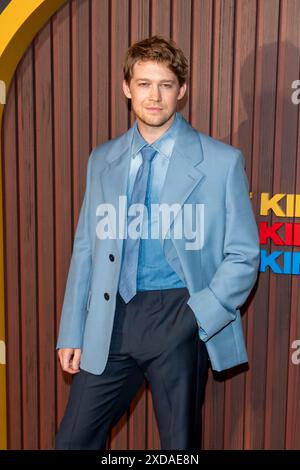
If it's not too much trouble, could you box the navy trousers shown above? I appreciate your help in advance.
[55,287,209,450]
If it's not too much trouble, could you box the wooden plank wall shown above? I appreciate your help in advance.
[2,0,300,449]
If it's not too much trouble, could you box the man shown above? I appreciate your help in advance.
[55,36,260,450]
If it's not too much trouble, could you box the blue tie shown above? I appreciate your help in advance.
[118,145,156,303]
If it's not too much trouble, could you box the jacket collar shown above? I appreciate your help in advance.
[103,111,204,167]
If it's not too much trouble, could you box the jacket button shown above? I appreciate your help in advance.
[109,254,115,262]
[104,292,110,301]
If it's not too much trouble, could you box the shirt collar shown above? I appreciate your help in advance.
[132,112,181,159]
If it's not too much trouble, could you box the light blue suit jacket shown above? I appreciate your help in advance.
[56,113,260,374]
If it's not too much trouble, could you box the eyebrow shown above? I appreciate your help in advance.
[135,79,175,83]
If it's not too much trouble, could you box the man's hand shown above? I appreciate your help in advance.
[58,348,81,374]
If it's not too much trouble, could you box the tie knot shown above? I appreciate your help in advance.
[141,145,156,162]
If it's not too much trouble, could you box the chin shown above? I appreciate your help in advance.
[139,111,174,128]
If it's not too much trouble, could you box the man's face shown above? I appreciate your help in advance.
[123,60,187,128]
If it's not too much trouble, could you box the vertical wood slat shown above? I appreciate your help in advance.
[190,0,213,133]
[91,0,110,147]
[52,0,73,430]
[71,0,91,225]
[2,78,22,450]
[17,47,39,449]
[171,0,191,121]
[131,0,150,44]
[2,0,300,450]
[151,0,171,37]
[34,22,56,450]
[110,0,130,140]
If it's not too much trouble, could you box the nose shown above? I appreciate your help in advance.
[149,84,161,101]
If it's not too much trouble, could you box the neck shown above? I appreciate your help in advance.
[136,113,176,144]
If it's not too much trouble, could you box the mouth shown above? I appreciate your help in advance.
[146,107,163,112]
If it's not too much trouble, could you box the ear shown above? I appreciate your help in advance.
[177,82,187,101]
[122,80,132,99]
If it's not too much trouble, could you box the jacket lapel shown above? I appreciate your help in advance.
[99,128,134,257]
[159,115,206,250]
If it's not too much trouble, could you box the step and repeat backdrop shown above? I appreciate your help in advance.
[0,0,300,450]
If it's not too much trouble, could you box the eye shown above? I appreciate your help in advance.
[138,82,149,87]
[161,84,172,88]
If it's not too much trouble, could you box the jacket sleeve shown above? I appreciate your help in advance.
[187,151,260,341]
[56,150,94,349]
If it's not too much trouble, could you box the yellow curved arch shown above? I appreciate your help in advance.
[0,0,68,450]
